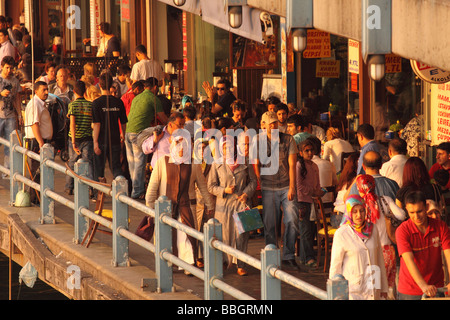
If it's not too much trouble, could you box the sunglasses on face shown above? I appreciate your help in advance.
[217,87,226,91]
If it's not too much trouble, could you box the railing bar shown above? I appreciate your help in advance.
[79,207,113,229]
[0,164,9,176]
[13,173,40,191]
[211,278,256,300]
[118,228,156,253]
[212,239,261,270]
[117,193,155,217]
[161,250,204,280]
[13,144,40,161]
[161,215,203,241]
[268,266,327,300]
[45,189,75,210]
[45,160,76,178]
[0,136,9,146]
[83,181,111,195]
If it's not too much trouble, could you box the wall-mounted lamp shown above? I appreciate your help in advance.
[228,6,243,29]
[286,0,313,52]
[368,54,385,81]
[227,0,246,29]
[173,0,186,6]
[291,28,307,52]
[362,0,391,81]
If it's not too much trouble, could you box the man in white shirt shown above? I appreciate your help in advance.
[380,137,408,187]
[309,136,338,204]
[0,29,15,64]
[25,81,53,203]
[130,44,165,86]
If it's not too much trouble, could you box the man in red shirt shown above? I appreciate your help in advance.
[396,190,450,300]
[429,142,450,189]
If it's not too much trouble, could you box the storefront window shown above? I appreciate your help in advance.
[301,33,350,138]
[194,16,230,95]
[372,58,422,155]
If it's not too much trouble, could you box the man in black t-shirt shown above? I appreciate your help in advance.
[203,78,236,118]
[92,72,127,185]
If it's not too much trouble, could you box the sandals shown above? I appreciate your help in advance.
[237,268,248,276]
[305,260,318,268]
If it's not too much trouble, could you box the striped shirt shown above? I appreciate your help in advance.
[67,98,93,140]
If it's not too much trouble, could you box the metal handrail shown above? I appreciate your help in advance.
[0,134,348,300]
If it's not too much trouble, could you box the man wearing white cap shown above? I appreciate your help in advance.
[252,111,300,270]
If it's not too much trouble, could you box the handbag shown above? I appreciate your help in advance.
[233,207,264,234]
[379,196,401,244]
[135,215,154,241]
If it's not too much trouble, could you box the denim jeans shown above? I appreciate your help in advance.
[298,202,315,263]
[125,132,148,198]
[262,188,299,260]
[0,117,17,169]
[65,140,93,191]
[397,292,422,300]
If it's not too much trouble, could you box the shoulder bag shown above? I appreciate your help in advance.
[379,196,401,244]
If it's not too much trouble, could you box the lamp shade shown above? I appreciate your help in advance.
[368,55,385,81]
[292,28,307,52]
[228,6,243,29]
[173,0,186,6]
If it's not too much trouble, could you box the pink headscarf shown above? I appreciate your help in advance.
[355,174,380,223]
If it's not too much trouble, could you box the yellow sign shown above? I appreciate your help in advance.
[303,30,331,59]
[316,60,340,78]
[431,81,450,145]
[348,39,359,74]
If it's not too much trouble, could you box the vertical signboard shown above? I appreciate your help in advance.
[90,0,101,47]
[348,39,360,74]
[431,82,450,145]
[121,0,130,22]
[280,17,287,103]
[182,11,187,71]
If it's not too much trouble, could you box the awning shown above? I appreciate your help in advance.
[199,0,263,43]
[159,0,263,43]
[158,0,202,16]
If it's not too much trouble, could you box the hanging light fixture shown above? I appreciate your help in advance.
[368,54,385,81]
[173,0,186,6]
[286,0,313,51]
[228,6,243,29]
[362,0,391,81]
[291,28,307,52]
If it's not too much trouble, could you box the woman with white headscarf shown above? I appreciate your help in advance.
[329,195,388,300]
[207,135,257,276]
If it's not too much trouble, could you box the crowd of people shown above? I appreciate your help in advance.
[0,17,449,300]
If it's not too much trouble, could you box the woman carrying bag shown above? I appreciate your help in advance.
[207,135,257,276]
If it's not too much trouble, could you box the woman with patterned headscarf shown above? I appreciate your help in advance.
[329,195,388,300]
[354,174,406,299]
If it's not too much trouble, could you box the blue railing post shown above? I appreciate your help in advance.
[204,218,223,300]
[74,159,90,244]
[40,143,55,224]
[112,176,129,267]
[327,274,349,300]
[9,132,22,206]
[261,244,281,300]
[154,195,173,293]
